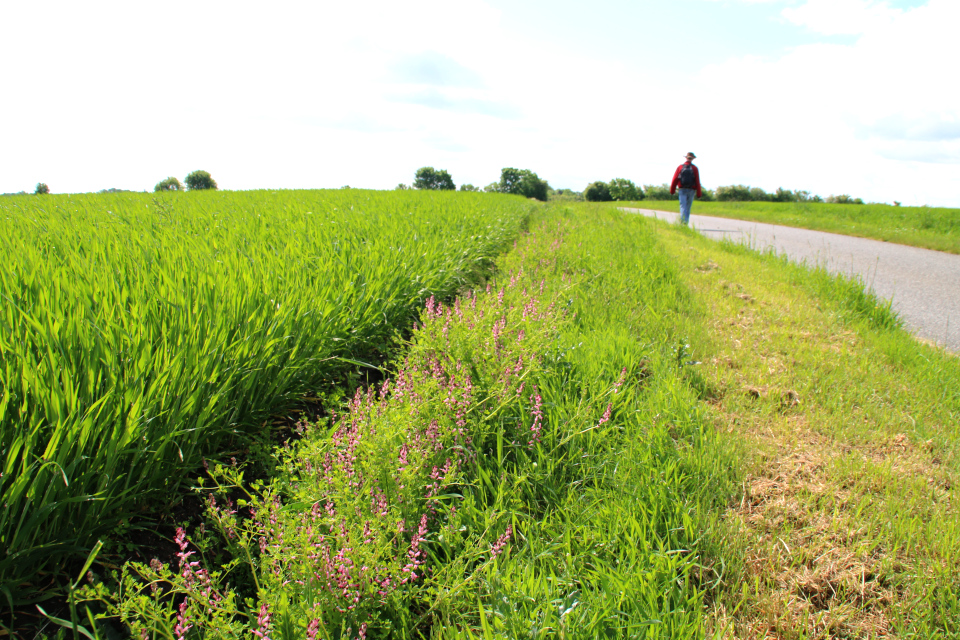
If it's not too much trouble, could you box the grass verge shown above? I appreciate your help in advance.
[626,200,960,255]
[647,215,960,638]
[58,203,741,639]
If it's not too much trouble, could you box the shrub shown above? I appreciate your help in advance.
[715,185,752,202]
[772,187,796,203]
[414,167,455,191]
[826,194,864,205]
[34,183,50,195]
[498,168,549,201]
[607,178,641,201]
[548,188,582,202]
[184,170,218,191]
[643,183,676,200]
[154,177,183,192]
[583,181,612,202]
[396,183,409,190]
[459,184,479,192]
[749,187,770,202]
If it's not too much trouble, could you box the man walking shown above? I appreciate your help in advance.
[670,152,701,224]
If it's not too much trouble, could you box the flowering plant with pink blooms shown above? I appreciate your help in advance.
[76,208,670,639]
[80,221,579,637]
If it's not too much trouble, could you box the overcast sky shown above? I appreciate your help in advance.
[2,0,957,206]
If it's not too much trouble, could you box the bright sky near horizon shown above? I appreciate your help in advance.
[2,0,957,206]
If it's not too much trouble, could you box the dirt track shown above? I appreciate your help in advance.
[623,208,960,353]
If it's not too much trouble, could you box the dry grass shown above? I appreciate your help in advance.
[652,221,960,638]
[713,424,905,639]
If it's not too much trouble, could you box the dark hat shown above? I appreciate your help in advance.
[685,152,696,159]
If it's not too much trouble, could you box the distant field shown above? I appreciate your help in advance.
[631,200,960,254]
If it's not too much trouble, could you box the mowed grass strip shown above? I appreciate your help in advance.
[628,200,960,255]
[648,218,960,637]
[0,189,531,605]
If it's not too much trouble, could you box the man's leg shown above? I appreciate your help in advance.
[678,189,693,224]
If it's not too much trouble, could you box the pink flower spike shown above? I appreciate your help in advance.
[598,403,612,426]
[614,367,627,393]
[491,524,513,558]
[252,603,273,640]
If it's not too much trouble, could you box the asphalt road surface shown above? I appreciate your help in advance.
[623,208,960,353]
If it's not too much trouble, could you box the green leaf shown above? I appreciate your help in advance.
[35,605,98,640]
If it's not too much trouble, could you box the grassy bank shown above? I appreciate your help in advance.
[629,200,960,254]
[61,203,740,638]
[646,215,960,637]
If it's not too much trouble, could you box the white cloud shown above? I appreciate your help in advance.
[1,0,958,207]
[782,0,902,35]
[685,0,960,205]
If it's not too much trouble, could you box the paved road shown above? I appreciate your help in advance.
[623,208,960,353]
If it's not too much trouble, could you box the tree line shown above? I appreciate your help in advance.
[13,168,866,206]
[155,170,218,192]
[565,180,865,205]
[405,169,866,206]
[400,167,549,201]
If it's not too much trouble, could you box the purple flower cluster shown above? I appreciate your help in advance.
[178,229,577,636]
[597,403,613,427]
[528,388,544,447]
[490,524,513,559]
[252,603,272,639]
[138,527,229,640]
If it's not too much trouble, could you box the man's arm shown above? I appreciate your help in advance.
[669,165,682,195]
[694,166,702,199]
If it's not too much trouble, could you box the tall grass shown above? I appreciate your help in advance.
[630,200,960,254]
[0,189,531,605]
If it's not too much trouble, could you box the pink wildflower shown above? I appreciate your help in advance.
[614,367,627,393]
[174,598,192,640]
[528,389,544,447]
[491,524,513,558]
[598,403,612,426]
[252,603,272,639]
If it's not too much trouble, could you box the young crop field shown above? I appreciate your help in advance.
[630,200,960,254]
[5,194,959,639]
[0,189,532,612]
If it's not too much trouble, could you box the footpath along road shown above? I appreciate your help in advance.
[623,208,960,353]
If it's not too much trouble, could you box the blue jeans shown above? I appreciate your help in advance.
[678,189,696,224]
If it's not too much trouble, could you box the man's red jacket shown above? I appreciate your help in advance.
[670,162,702,198]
